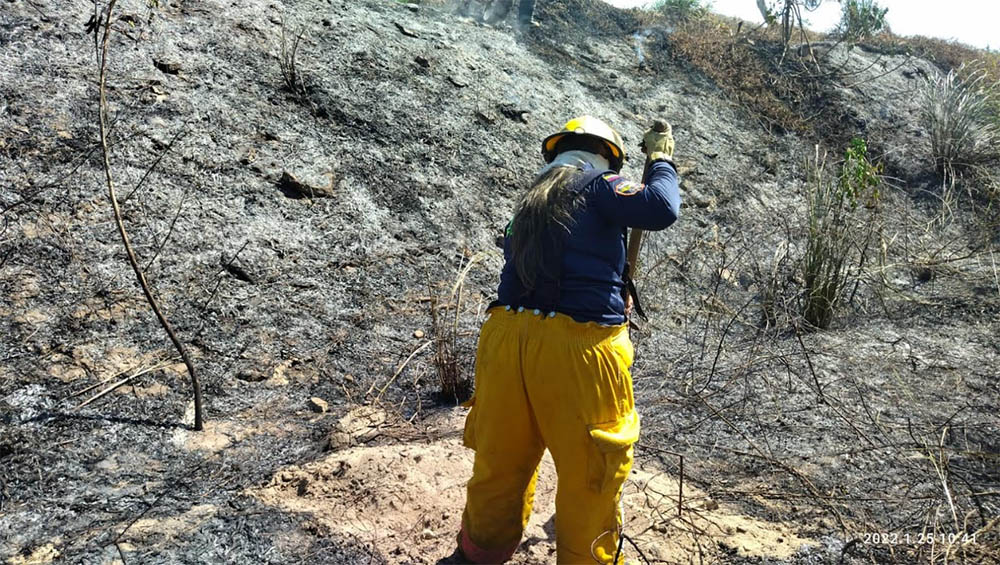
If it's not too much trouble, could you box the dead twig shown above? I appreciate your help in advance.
[23,0,50,21]
[67,357,175,399]
[107,468,198,557]
[792,324,825,403]
[96,0,204,430]
[143,184,191,272]
[196,240,251,329]
[122,126,188,204]
[635,443,685,517]
[991,249,999,297]
[371,340,433,400]
[75,360,174,409]
[697,397,851,533]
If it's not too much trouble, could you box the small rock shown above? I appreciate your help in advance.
[413,329,425,338]
[415,55,430,68]
[475,110,496,125]
[153,59,181,75]
[322,18,332,26]
[683,182,716,209]
[96,457,119,471]
[421,528,435,539]
[223,261,254,284]
[296,478,309,496]
[703,499,719,511]
[277,170,335,198]
[676,161,699,176]
[343,374,355,383]
[499,104,530,123]
[333,460,349,477]
[309,397,329,413]
[324,405,388,450]
[326,431,352,450]
[405,3,419,12]
[394,21,419,38]
[237,369,267,383]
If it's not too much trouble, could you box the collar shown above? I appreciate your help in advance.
[535,150,610,178]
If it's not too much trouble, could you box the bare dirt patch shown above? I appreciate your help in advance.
[252,410,818,564]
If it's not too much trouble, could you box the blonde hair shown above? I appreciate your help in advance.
[509,166,585,290]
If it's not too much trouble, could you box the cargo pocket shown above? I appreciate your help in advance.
[586,410,640,492]
[462,396,477,451]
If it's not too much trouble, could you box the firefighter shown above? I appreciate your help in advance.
[455,116,680,564]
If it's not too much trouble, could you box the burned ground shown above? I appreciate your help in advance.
[1,0,998,563]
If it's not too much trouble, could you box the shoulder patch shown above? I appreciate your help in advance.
[603,173,645,196]
[613,180,645,196]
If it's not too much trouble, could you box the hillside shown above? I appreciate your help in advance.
[1,0,998,563]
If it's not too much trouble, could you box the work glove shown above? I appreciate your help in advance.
[640,119,674,164]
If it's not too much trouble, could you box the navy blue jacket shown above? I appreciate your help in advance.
[497,160,680,325]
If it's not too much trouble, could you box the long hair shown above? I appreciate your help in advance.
[509,165,586,290]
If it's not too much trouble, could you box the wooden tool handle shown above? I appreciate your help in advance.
[626,227,643,279]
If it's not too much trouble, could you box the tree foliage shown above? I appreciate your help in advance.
[756,0,824,48]
[651,0,710,21]
[837,0,888,42]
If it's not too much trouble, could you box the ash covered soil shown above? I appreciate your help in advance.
[1,0,999,563]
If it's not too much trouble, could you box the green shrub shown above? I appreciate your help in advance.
[651,0,710,21]
[920,63,1000,174]
[837,0,888,42]
[802,138,882,329]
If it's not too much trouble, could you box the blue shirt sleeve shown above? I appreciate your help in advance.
[590,160,680,230]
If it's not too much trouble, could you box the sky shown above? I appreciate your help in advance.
[603,0,998,50]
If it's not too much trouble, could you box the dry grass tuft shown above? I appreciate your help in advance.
[666,15,812,134]
[920,63,999,176]
[908,36,1000,81]
[279,22,306,94]
[428,252,491,404]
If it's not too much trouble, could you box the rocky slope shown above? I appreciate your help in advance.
[1,0,998,563]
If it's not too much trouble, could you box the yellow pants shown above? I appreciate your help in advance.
[460,306,639,564]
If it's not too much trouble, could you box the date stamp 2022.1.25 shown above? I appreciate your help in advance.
[851,532,978,546]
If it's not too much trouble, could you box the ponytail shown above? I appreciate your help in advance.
[509,166,585,290]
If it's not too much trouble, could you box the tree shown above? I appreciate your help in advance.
[756,0,825,49]
[837,0,888,42]
[653,0,710,21]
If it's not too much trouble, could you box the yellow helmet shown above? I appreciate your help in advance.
[541,116,626,172]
